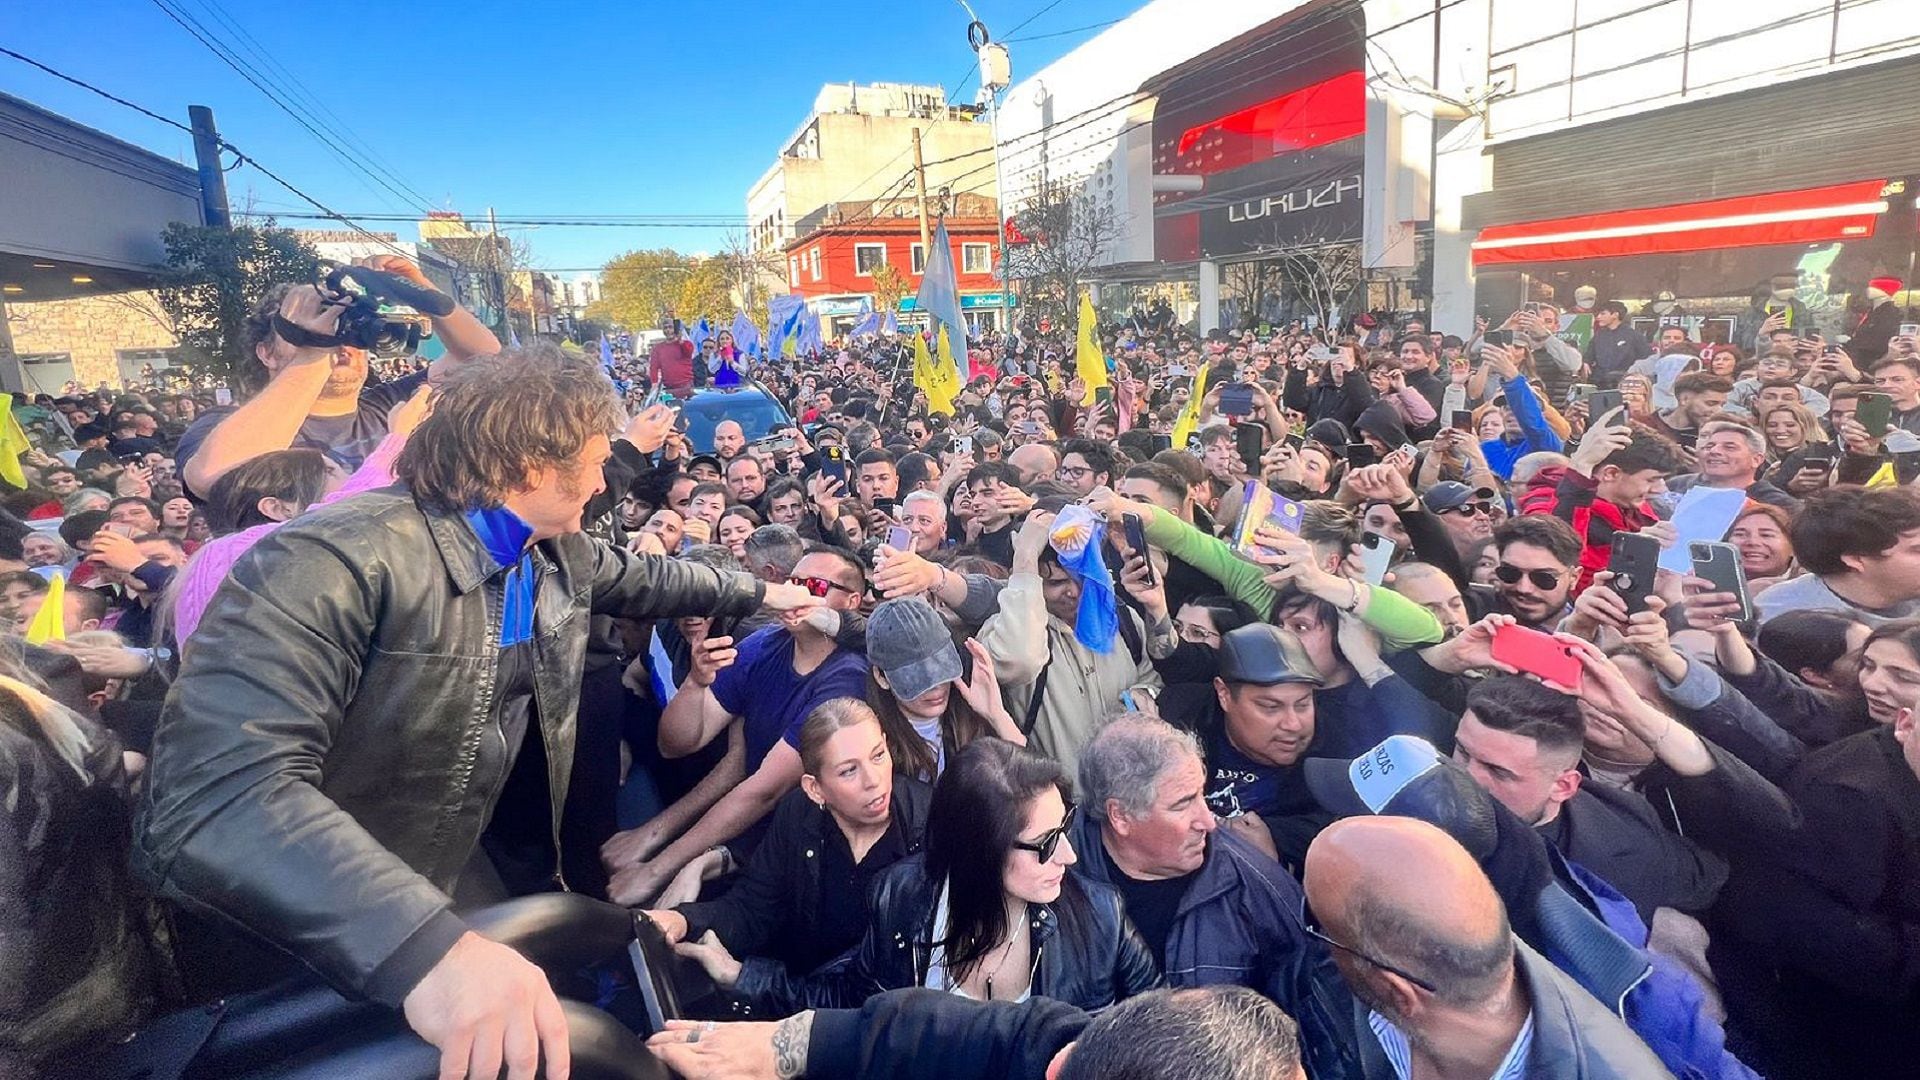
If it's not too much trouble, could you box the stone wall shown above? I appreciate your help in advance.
[4,291,180,389]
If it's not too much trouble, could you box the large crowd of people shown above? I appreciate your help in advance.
[4,255,1920,1080]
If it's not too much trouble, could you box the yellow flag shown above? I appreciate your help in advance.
[1075,291,1109,405]
[913,331,957,415]
[0,394,28,489]
[25,571,64,645]
[931,326,961,414]
[1171,359,1212,450]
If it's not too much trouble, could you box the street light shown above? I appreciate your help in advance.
[955,2,1013,339]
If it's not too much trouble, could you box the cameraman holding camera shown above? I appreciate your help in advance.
[175,255,501,498]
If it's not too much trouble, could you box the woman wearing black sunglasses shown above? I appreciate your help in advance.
[790,737,1162,1010]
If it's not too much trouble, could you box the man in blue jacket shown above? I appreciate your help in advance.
[1069,715,1361,1080]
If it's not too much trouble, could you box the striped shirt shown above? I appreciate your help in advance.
[1367,1009,1534,1080]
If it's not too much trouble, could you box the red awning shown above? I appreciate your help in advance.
[1471,179,1890,266]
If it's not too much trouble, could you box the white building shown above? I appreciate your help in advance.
[993,0,1920,339]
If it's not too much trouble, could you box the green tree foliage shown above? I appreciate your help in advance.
[154,221,322,382]
[589,248,733,332]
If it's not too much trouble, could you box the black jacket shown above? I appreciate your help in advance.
[804,989,1086,1080]
[797,852,1161,1011]
[686,777,933,1016]
[132,489,766,1008]
[1716,726,1920,1079]
[1070,814,1362,1080]
[1537,781,1727,923]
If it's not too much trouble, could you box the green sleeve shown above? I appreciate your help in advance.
[1138,505,1277,616]
[1360,583,1445,649]
[1137,505,1443,649]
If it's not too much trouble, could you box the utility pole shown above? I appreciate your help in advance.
[912,126,932,256]
[487,206,510,339]
[188,105,231,229]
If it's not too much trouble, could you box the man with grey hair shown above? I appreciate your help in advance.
[1067,714,1362,1080]
[741,524,805,584]
[1665,420,1798,510]
[898,490,948,555]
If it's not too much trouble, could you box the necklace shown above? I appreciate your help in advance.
[981,918,1027,1001]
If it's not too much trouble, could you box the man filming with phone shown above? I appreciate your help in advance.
[176,255,501,498]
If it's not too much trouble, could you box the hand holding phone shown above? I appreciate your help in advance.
[1121,513,1155,587]
[1489,624,1584,691]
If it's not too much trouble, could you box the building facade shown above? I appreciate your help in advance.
[746,83,997,263]
[782,192,1005,335]
[991,0,1920,340]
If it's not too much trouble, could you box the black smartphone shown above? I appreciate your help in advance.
[1567,383,1597,406]
[1284,432,1304,450]
[1219,383,1255,417]
[1450,409,1475,433]
[1346,442,1378,468]
[1587,389,1624,426]
[1798,454,1834,475]
[1607,531,1660,617]
[1483,329,1513,348]
[821,444,848,484]
[1235,422,1267,475]
[1690,541,1753,623]
[1121,513,1155,586]
[1856,392,1894,437]
[1149,433,1173,454]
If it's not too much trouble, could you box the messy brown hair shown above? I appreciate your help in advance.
[397,343,623,512]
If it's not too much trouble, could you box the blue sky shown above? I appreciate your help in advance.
[3,0,1139,274]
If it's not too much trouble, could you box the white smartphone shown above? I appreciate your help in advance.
[1359,532,1396,586]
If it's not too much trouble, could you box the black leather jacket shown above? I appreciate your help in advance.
[131,490,765,1007]
[796,852,1162,1011]
[687,778,934,1017]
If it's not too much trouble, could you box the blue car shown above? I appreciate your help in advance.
[650,379,794,453]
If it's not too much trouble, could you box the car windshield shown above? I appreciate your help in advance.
[676,390,791,452]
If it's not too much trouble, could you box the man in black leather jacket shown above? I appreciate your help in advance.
[132,345,814,1080]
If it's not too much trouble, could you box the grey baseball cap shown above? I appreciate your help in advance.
[867,598,964,701]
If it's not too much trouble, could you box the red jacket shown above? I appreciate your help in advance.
[1523,464,1654,594]
[648,338,695,393]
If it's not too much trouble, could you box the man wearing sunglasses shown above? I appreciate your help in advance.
[1421,481,1499,565]
[1475,516,1582,632]
[610,547,870,907]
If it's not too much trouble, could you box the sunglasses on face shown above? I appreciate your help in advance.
[1494,564,1563,590]
[1439,501,1494,517]
[1302,896,1438,993]
[789,575,859,599]
[1012,803,1077,863]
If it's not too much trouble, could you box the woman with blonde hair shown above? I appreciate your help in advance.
[1759,401,1832,496]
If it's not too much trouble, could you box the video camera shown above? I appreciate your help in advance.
[274,264,456,357]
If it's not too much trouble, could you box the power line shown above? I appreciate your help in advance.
[234,211,746,228]
[184,0,436,209]
[1005,17,1122,43]
[147,0,434,214]
[0,45,413,259]
[0,44,193,134]
[1002,0,1073,41]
